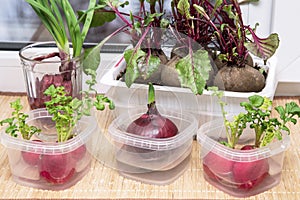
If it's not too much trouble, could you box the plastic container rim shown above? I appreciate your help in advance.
[197,118,291,161]
[108,109,197,150]
[0,108,97,154]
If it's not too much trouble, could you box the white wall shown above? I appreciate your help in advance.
[272,1,300,82]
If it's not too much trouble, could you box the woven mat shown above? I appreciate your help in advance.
[0,95,299,200]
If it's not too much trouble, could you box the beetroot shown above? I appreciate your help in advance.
[232,145,269,189]
[39,153,76,184]
[126,83,178,138]
[29,74,75,109]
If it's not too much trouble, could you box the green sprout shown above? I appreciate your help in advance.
[0,99,41,140]
[209,87,300,148]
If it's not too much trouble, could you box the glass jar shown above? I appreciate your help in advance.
[19,41,83,109]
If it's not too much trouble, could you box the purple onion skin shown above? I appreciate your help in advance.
[126,103,178,138]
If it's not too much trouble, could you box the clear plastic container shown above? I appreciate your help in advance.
[0,108,99,190]
[95,107,197,185]
[197,119,290,198]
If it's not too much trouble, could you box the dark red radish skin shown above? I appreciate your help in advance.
[203,164,219,181]
[232,145,269,189]
[126,83,178,139]
[203,151,233,175]
[71,145,87,160]
[21,140,43,166]
[39,153,76,184]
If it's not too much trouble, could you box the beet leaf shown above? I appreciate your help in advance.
[176,49,212,95]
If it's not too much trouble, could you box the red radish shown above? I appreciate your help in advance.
[203,164,219,181]
[232,145,269,189]
[240,145,255,150]
[126,83,178,138]
[203,151,233,176]
[22,140,42,166]
[71,145,87,160]
[39,153,76,184]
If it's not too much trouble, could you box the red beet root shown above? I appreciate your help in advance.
[126,83,178,138]
[232,145,269,189]
[62,81,73,95]
[53,74,64,87]
[39,153,76,184]
[22,140,42,166]
[203,151,233,176]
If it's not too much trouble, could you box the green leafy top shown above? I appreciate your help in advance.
[0,73,114,142]
[209,87,300,148]
[43,71,115,142]
[0,99,41,140]
[26,0,96,58]
[173,0,279,67]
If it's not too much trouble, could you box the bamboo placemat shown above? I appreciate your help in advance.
[0,94,299,200]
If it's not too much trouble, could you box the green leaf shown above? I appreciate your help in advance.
[83,25,126,73]
[245,33,280,61]
[144,13,163,26]
[61,0,82,57]
[275,106,285,116]
[175,49,212,95]
[248,95,264,108]
[80,0,97,42]
[193,4,209,19]
[124,48,147,87]
[144,55,161,79]
[83,46,101,73]
[78,8,116,28]
[211,0,222,17]
[223,5,236,20]
[177,0,192,19]
[238,0,259,5]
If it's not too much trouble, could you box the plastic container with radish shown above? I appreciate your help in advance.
[0,108,98,190]
[197,119,290,198]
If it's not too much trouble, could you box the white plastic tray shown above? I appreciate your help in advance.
[100,55,278,121]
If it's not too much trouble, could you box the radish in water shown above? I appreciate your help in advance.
[71,145,87,160]
[203,151,233,177]
[232,145,269,189]
[22,140,42,166]
[126,83,178,138]
[39,153,76,184]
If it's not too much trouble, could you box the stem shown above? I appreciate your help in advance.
[255,126,263,147]
[148,83,155,105]
[107,1,133,28]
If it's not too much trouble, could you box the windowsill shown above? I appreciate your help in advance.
[0,50,299,96]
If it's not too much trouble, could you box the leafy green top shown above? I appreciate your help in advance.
[0,99,41,140]
[26,0,96,58]
[0,73,114,142]
[209,87,300,148]
[43,70,114,142]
